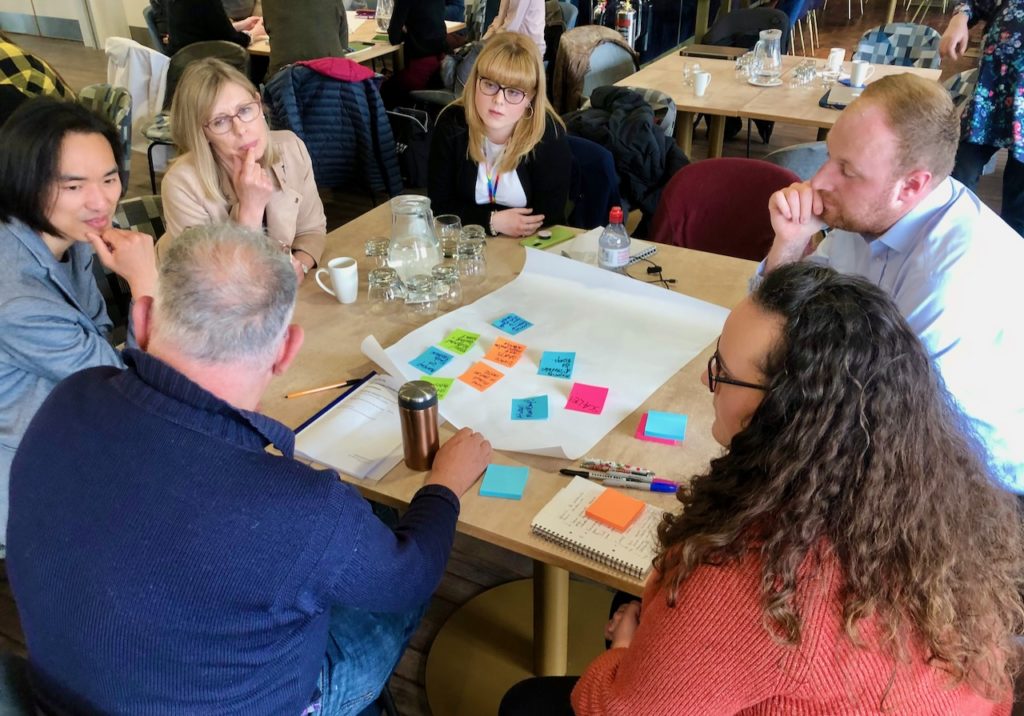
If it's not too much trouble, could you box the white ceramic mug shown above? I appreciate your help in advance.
[827,47,846,73]
[849,60,875,88]
[693,71,712,97]
[315,256,358,304]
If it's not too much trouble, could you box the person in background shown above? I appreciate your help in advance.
[761,73,1024,493]
[160,58,325,282]
[445,0,467,22]
[500,263,1024,715]
[0,33,74,124]
[0,98,157,559]
[428,32,571,237]
[940,0,1024,236]
[7,221,493,714]
[382,0,449,105]
[262,0,349,77]
[484,0,546,57]
[167,0,264,56]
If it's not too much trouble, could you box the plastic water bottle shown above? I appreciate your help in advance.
[598,206,630,272]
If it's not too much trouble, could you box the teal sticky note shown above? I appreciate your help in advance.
[410,346,453,375]
[538,351,575,379]
[511,395,548,420]
[479,464,529,500]
[644,411,688,441]
[492,313,534,335]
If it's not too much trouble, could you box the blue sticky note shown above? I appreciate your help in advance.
[644,411,688,441]
[480,464,529,500]
[409,346,454,375]
[492,313,534,335]
[511,395,549,420]
[538,351,575,379]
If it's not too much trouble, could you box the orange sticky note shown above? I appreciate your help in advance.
[585,488,646,532]
[483,337,527,368]
[459,362,505,392]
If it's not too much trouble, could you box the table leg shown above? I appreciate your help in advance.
[816,127,829,141]
[675,112,695,158]
[533,561,569,676]
[695,0,711,42]
[708,115,726,158]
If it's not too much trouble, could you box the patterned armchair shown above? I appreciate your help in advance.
[853,22,941,69]
[79,84,133,191]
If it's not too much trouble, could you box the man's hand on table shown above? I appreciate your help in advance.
[425,427,492,497]
[765,181,827,272]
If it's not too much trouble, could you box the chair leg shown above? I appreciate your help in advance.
[147,142,158,194]
[796,19,806,55]
[377,683,399,716]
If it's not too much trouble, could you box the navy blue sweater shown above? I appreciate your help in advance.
[7,349,459,715]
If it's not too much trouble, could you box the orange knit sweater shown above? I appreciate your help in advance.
[571,551,1010,715]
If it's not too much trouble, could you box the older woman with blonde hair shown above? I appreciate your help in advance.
[161,58,325,281]
[428,32,571,237]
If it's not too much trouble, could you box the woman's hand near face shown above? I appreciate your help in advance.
[604,601,641,649]
[233,145,274,229]
[492,207,544,237]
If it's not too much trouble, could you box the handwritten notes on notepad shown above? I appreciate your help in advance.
[439,329,480,355]
[492,313,533,335]
[410,347,453,375]
[511,395,549,420]
[586,487,646,531]
[484,337,527,368]
[538,351,575,379]
[459,362,505,392]
[565,383,609,415]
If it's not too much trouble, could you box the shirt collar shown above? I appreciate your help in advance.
[122,348,296,458]
[872,177,955,254]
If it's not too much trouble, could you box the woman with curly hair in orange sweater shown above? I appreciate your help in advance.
[501,262,1024,715]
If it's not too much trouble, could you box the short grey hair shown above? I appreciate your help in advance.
[155,222,297,365]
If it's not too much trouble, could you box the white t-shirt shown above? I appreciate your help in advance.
[474,138,528,207]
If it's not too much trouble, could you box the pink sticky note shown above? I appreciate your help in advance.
[565,383,609,415]
[635,412,679,445]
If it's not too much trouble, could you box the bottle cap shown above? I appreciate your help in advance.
[609,206,623,223]
[398,380,438,410]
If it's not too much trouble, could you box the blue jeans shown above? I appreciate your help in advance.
[309,601,427,716]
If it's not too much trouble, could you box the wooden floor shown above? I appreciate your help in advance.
[0,6,1005,713]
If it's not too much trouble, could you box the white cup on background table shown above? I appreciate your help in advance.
[693,71,711,97]
[315,256,359,304]
[849,60,875,88]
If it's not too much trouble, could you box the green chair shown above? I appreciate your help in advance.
[78,83,133,193]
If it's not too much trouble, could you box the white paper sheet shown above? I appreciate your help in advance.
[362,249,728,459]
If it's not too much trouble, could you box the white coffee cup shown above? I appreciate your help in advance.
[849,60,875,88]
[315,256,358,304]
[827,47,845,73]
[693,71,711,97]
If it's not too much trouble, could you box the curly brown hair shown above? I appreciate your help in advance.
[655,263,1024,700]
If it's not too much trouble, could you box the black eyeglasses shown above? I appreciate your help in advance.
[706,349,769,393]
[477,77,528,105]
[204,100,262,135]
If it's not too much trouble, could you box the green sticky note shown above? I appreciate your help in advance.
[420,376,454,400]
[438,329,481,355]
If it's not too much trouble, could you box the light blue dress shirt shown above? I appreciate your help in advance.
[756,178,1024,492]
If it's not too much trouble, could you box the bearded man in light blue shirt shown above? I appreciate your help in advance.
[760,73,1024,492]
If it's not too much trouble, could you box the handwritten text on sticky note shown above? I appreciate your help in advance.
[439,329,480,355]
[459,362,505,392]
[538,351,575,379]
[409,346,453,375]
[484,337,527,368]
[565,383,609,415]
[492,313,533,335]
[419,376,455,400]
[511,395,549,420]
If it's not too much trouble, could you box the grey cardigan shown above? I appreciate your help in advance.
[0,220,125,544]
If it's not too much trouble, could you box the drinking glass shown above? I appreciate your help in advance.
[364,237,390,269]
[456,230,486,284]
[682,61,701,87]
[375,0,393,32]
[431,264,463,310]
[367,267,400,315]
[404,275,438,318]
[434,214,463,259]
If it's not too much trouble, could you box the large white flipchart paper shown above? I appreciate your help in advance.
[361,248,728,459]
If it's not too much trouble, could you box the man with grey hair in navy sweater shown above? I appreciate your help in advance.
[6,222,492,715]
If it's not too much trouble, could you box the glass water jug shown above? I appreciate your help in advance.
[751,29,783,85]
[388,196,442,287]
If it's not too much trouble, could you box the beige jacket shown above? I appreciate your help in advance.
[160,129,326,265]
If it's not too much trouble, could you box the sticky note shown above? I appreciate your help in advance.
[492,313,534,335]
[511,395,549,420]
[459,362,505,392]
[480,464,529,500]
[644,411,688,441]
[565,383,609,415]
[538,351,575,379]
[484,337,527,368]
[439,329,480,355]
[419,376,454,400]
[635,413,680,445]
[586,488,646,531]
[409,346,453,375]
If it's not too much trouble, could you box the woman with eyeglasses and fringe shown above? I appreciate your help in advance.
[160,58,325,283]
[501,262,1024,716]
[428,32,571,238]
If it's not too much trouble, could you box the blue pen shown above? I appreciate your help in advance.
[602,478,677,493]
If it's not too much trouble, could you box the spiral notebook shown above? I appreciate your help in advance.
[531,477,664,579]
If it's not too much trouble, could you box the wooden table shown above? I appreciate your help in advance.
[618,54,941,159]
[248,13,466,69]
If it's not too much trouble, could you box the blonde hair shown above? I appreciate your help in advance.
[454,33,563,175]
[855,74,958,181]
[170,58,278,202]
